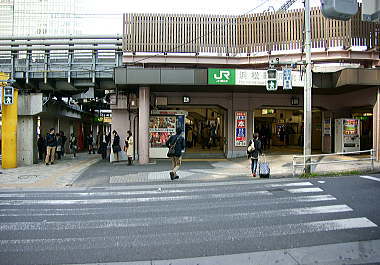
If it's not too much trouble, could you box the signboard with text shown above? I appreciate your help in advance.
[209,69,303,87]
[323,118,331,136]
[283,68,293,90]
[235,111,247,147]
[208,69,235,85]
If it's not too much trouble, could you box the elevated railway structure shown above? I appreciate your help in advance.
[0,35,123,96]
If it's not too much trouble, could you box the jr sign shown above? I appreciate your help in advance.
[208,69,236,85]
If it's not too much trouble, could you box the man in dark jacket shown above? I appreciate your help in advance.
[166,127,185,180]
[37,134,46,161]
[45,128,57,165]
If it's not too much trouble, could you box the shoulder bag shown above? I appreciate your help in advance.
[167,136,180,157]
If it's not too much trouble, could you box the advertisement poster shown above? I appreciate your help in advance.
[235,111,247,147]
[149,116,176,148]
[323,118,331,136]
[343,119,359,136]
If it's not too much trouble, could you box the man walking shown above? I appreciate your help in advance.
[166,127,185,180]
[45,128,57,165]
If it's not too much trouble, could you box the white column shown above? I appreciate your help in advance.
[138,86,150,164]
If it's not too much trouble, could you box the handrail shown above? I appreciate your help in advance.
[292,149,376,176]
[293,149,373,158]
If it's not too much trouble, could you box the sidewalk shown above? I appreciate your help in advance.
[75,153,380,186]
[1,152,378,188]
[0,153,101,189]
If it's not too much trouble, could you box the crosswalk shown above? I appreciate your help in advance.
[0,179,378,265]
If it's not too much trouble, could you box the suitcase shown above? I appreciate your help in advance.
[259,155,270,178]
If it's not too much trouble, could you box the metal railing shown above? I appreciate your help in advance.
[292,149,376,176]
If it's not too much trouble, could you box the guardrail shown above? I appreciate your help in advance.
[292,149,376,176]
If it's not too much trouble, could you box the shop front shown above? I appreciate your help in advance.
[113,67,380,163]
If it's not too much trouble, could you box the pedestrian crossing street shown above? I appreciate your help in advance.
[0,179,378,265]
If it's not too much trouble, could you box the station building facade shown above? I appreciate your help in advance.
[113,8,380,163]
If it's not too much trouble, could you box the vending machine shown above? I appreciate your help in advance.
[334,119,360,153]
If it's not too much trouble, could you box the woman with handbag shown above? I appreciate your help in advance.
[112,130,121,162]
[247,133,262,177]
[125,130,134,166]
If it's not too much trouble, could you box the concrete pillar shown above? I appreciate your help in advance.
[138,86,150,164]
[17,116,38,166]
[373,88,380,161]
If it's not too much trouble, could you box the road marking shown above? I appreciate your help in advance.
[0,190,272,206]
[0,182,315,199]
[286,187,324,193]
[271,182,313,187]
[0,180,314,194]
[1,218,376,252]
[53,240,380,265]
[360,175,380,182]
[0,205,353,231]
[0,195,337,217]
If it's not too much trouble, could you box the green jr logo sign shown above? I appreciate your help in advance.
[208,69,235,85]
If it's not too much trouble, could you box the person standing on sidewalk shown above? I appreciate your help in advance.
[112,130,121,162]
[99,132,108,160]
[45,128,57,165]
[69,133,77,158]
[125,130,134,166]
[56,133,63,160]
[87,132,95,154]
[247,133,262,177]
[166,127,185,180]
[60,131,67,157]
[37,134,46,161]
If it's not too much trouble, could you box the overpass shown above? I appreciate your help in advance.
[0,35,123,96]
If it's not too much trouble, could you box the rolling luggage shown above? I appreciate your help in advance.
[259,155,270,178]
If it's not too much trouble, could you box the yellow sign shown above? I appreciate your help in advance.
[103,117,112,123]
[1,72,18,168]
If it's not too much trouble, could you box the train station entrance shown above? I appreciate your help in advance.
[172,105,226,158]
[254,107,322,154]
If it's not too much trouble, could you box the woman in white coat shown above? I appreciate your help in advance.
[125,130,134,166]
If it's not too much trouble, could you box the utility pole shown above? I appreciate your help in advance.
[304,0,312,173]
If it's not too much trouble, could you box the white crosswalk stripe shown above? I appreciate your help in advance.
[0,179,378,264]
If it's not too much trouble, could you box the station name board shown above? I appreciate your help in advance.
[208,68,303,87]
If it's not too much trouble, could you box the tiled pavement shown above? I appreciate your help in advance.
[97,154,379,184]
[1,151,378,188]
[0,153,100,189]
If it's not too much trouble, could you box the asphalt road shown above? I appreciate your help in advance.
[1,175,380,265]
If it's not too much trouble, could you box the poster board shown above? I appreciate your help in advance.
[149,110,187,158]
[323,118,331,136]
[235,111,247,147]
